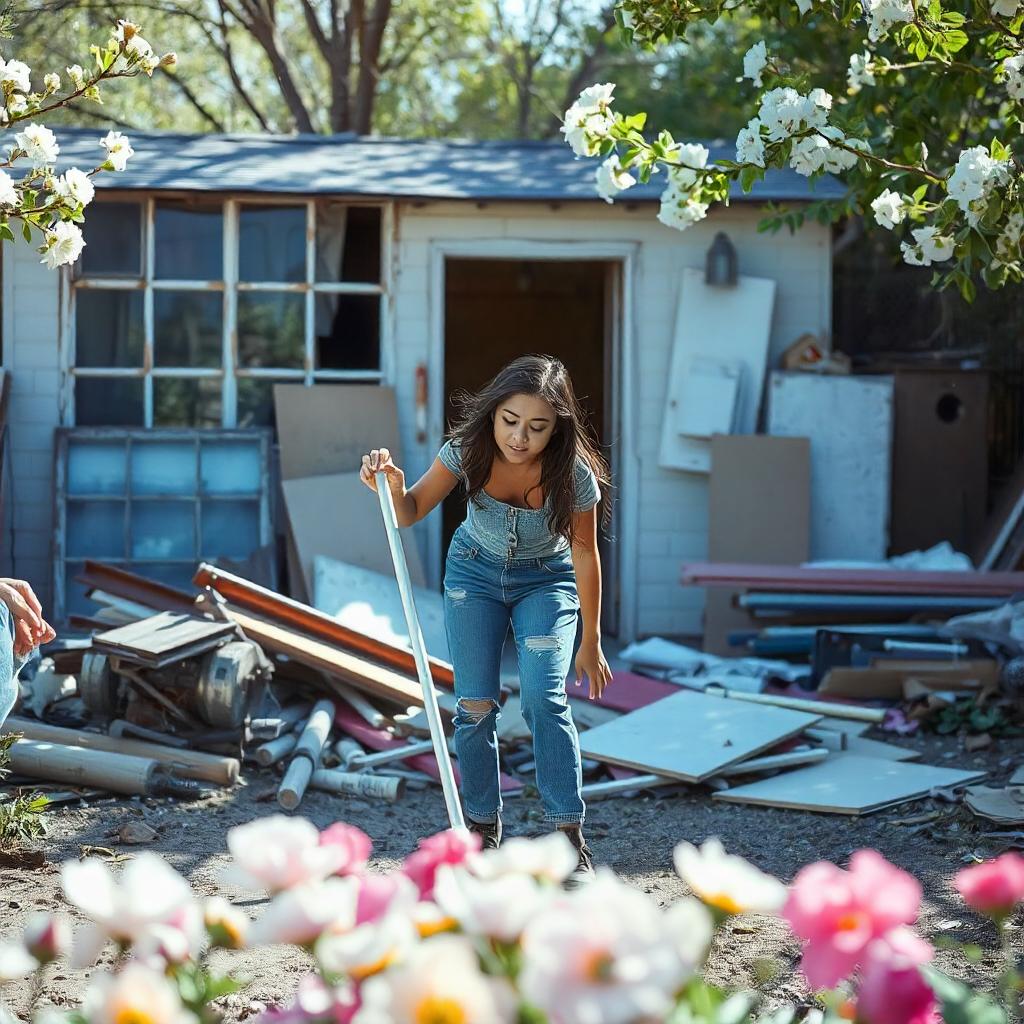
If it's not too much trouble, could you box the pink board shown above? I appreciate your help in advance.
[570,669,678,713]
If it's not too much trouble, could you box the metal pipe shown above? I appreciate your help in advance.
[880,639,969,656]
[348,738,437,770]
[740,593,1001,613]
[580,774,678,799]
[376,473,464,829]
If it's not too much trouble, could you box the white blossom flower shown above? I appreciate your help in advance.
[15,123,58,165]
[473,832,579,884]
[355,934,515,1024]
[315,907,417,980]
[947,145,1010,225]
[848,51,877,93]
[43,72,60,93]
[433,863,551,941]
[83,963,196,1024]
[0,942,37,981]
[995,210,1024,263]
[100,130,134,172]
[758,87,827,143]
[790,135,833,176]
[871,188,907,229]
[595,155,636,203]
[23,913,70,965]
[1004,54,1024,100]
[743,41,768,87]
[674,838,787,915]
[561,83,616,158]
[901,225,955,266]
[519,870,713,1024]
[0,59,31,94]
[0,169,17,207]
[992,0,1021,17]
[6,93,26,116]
[224,815,348,893]
[203,896,249,950]
[55,167,95,208]
[248,878,358,948]
[818,126,863,172]
[66,64,85,88]
[736,118,766,167]
[865,0,914,39]
[575,83,616,109]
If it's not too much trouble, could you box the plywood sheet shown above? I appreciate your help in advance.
[282,473,426,593]
[714,753,984,814]
[843,736,921,762]
[274,383,402,481]
[577,689,821,782]
[314,554,448,661]
[767,372,893,561]
[659,269,776,474]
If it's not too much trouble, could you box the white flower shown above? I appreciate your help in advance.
[43,72,60,93]
[595,155,636,203]
[248,878,358,947]
[673,838,787,915]
[520,870,713,1024]
[114,20,156,70]
[7,93,26,115]
[315,907,417,980]
[561,83,616,158]
[472,832,579,885]
[865,0,914,39]
[736,118,765,167]
[1004,54,1024,99]
[809,87,833,112]
[433,863,550,941]
[575,83,615,110]
[83,963,195,1024]
[947,145,1010,224]
[224,815,348,893]
[743,41,768,87]
[100,130,134,172]
[40,221,86,269]
[848,51,876,93]
[993,0,1021,16]
[0,169,17,207]
[23,912,70,964]
[355,934,515,1024]
[818,126,863,172]
[673,142,711,169]
[790,135,833,176]
[995,210,1024,263]
[0,59,31,94]
[901,225,955,266]
[15,123,58,165]
[203,896,249,949]
[66,64,85,88]
[0,942,37,981]
[60,853,198,966]
[55,167,95,208]
[871,188,907,229]
[658,193,710,231]
[758,87,825,143]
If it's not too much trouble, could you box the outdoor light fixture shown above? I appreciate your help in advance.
[705,231,738,287]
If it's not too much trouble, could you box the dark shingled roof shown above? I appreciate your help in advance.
[52,127,846,203]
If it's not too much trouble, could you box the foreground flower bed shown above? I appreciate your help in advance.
[0,817,1020,1024]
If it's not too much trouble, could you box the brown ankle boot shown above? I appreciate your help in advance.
[467,816,502,851]
[558,824,594,888]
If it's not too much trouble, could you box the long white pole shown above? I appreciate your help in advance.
[375,472,465,829]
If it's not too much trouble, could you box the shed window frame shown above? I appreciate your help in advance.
[66,195,389,428]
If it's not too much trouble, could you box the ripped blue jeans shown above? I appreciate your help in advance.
[444,526,585,826]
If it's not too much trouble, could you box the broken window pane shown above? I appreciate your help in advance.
[153,378,223,428]
[80,201,142,278]
[239,205,305,283]
[316,204,381,283]
[155,200,223,280]
[200,440,261,495]
[237,292,304,368]
[131,441,197,495]
[66,501,125,558]
[316,293,380,370]
[154,291,223,367]
[236,378,281,428]
[132,502,195,559]
[76,290,144,367]
[67,442,126,496]
[201,499,259,559]
[75,378,144,426]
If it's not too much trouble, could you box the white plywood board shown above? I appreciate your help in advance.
[659,269,776,474]
[674,357,741,438]
[843,736,921,762]
[314,554,446,660]
[578,689,820,782]
[714,753,984,814]
[767,372,893,561]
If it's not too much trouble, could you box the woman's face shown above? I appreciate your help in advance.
[492,392,558,465]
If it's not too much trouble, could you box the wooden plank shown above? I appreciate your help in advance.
[577,689,821,783]
[274,383,402,482]
[714,753,985,814]
[93,612,234,664]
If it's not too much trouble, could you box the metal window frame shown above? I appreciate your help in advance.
[53,426,274,623]
[63,196,390,428]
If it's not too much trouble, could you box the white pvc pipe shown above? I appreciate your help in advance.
[376,472,465,829]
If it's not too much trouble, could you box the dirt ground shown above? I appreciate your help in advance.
[2,726,1020,1023]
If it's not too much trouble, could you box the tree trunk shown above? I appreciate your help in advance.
[353,0,393,134]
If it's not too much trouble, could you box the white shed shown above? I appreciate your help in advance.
[0,129,838,641]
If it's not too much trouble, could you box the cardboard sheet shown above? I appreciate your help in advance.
[578,689,821,782]
[714,753,985,814]
[819,660,998,699]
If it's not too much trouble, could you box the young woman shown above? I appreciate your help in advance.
[359,354,612,882]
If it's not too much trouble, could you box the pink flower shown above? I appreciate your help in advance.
[955,853,1024,918]
[355,872,415,925]
[260,974,359,1024]
[783,850,921,989]
[857,928,938,1024]
[320,823,372,877]
[402,829,480,899]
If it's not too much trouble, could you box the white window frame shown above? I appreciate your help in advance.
[62,194,393,427]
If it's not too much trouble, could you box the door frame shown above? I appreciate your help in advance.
[427,238,641,642]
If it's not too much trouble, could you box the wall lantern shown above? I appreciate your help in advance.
[705,231,738,287]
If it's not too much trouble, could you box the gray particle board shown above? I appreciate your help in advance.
[714,753,985,814]
[577,689,821,782]
[842,736,921,762]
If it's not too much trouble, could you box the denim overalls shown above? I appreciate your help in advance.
[438,441,599,826]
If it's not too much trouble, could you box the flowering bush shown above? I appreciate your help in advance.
[562,0,1024,300]
[0,19,173,269]
[1,815,1021,1024]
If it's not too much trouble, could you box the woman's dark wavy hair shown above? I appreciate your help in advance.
[447,354,612,546]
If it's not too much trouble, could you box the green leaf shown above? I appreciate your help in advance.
[924,967,1006,1024]
[623,111,648,131]
[21,220,32,243]
[942,29,969,52]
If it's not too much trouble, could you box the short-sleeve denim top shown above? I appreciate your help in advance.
[439,439,600,561]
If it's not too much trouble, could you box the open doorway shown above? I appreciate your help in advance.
[443,257,619,635]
